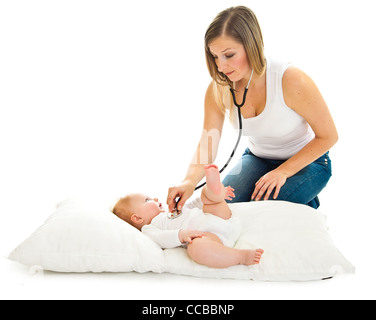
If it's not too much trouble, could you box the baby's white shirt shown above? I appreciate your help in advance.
[141,214,182,249]
[141,207,241,249]
[141,208,197,249]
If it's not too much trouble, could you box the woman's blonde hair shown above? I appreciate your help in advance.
[204,6,266,116]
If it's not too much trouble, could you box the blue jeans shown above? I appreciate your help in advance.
[222,148,332,209]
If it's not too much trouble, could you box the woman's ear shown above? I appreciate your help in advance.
[130,214,144,225]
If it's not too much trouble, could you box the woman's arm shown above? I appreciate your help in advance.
[252,67,338,201]
[184,82,226,185]
[167,81,225,212]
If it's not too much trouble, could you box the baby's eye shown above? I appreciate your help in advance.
[145,198,151,202]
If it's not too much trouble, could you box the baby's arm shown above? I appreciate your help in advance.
[142,224,181,249]
[178,230,205,244]
[141,224,204,249]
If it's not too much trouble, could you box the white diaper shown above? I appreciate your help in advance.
[182,208,241,248]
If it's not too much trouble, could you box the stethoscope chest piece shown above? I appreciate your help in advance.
[167,210,183,219]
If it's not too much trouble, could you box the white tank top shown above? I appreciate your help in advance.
[230,57,314,160]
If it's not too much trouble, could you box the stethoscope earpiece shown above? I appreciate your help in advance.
[230,69,254,108]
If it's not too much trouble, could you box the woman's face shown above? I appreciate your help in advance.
[208,35,252,83]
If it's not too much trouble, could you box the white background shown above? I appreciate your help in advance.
[1,0,375,300]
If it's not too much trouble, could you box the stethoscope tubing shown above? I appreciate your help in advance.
[194,105,243,191]
[171,71,254,217]
[194,70,253,191]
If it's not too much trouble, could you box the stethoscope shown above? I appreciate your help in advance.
[168,69,254,219]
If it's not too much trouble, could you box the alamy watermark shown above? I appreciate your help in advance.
[190,128,242,176]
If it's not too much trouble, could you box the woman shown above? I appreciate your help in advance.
[167,6,338,212]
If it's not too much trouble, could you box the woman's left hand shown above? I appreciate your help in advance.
[251,169,288,201]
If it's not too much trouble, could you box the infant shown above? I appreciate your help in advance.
[112,164,264,269]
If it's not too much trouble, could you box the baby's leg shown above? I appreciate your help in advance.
[187,232,264,268]
[201,164,232,219]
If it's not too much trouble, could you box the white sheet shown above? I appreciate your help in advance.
[8,197,355,281]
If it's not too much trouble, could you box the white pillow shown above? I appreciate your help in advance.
[8,196,164,273]
[8,197,355,281]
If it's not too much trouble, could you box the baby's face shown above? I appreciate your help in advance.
[131,194,165,225]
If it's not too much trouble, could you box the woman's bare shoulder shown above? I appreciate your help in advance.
[282,66,323,112]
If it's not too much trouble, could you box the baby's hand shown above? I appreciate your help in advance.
[178,230,205,244]
[224,186,235,201]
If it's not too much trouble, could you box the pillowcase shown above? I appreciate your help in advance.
[8,197,355,281]
[8,196,164,273]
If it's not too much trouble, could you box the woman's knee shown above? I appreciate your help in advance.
[275,165,332,204]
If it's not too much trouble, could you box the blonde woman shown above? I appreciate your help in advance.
[167,6,338,212]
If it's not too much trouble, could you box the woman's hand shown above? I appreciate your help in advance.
[167,180,196,213]
[251,169,288,201]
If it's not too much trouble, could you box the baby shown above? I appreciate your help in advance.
[112,164,264,269]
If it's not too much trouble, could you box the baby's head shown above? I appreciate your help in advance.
[112,193,165,230]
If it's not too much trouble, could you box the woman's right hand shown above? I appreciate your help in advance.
[167,180,196,213]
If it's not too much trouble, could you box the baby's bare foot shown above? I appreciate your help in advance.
[204,164,222,195]
[242,249,264,265]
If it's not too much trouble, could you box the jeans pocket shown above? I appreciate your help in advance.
[242,148,251,157]
[315,152,332,175]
